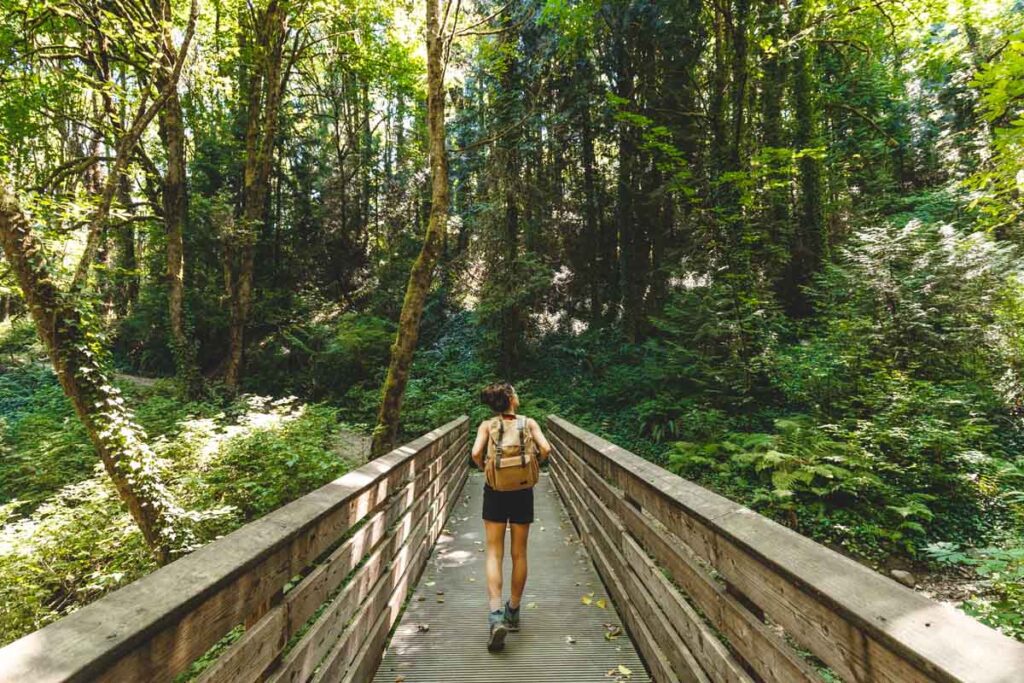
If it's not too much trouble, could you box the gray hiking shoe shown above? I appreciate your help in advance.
[487,609,508,652]
[503,600,521,631]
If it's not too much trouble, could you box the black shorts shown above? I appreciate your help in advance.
[482,484,534,524]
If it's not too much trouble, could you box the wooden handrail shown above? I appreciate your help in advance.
[547,415,1024,683]
[0,416,470,683]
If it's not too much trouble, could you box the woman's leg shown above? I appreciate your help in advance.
[509,522,530,608]
[484,520,507,611]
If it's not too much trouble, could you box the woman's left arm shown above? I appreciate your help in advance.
[529,418,552,462]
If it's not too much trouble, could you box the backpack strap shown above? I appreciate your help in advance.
[516,416,527,466]
[489,417,505,464]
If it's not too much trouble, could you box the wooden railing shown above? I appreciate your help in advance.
[547,415,1024,683]
[0,416,470,683]
[6,414,1023,683]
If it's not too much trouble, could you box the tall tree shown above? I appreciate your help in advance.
[781,0,826,316]
[371,0,451,456]
[224,0,291,391]
[1,181,186,565]
[153,0,202,396]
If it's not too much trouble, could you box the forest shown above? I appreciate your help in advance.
[0,0,1023,654]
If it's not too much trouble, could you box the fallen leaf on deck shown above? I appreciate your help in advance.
[395,676,406,682]
[425,581,436,586]
[581,594,592,605]
[526,601,538,609]
[596,598,607,609]
[565,635,576,644]
[617,664,632,677]
[417,623,430,632]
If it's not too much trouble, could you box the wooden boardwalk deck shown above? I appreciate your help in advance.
[372,470,651,683]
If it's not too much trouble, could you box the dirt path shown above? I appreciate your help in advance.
[113,372,160,388]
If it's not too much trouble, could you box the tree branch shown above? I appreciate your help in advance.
[71,0,199,291]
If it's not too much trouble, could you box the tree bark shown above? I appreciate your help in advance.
[614,13,642,340]
[370,0,450,457]
[761,0,791,296]
[783,0,826,317]
[154,0,201,397]
[1,181,183,565]
[580,85,603,324]
[225,0,289,391]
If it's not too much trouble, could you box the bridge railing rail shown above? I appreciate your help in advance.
[547,414,1024,683]
[0,416,470,683]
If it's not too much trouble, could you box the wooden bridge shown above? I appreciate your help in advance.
[2,416,1023,683]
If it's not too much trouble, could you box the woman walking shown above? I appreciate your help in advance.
[470,382,552,652]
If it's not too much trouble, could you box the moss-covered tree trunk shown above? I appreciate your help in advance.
[154,0,202,397]
[225,0,289,392]
[0,181,183,565]
[370,0,449,457]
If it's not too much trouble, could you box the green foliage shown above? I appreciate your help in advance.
[243,309,395,400]
[197,400,343,519]
[0,477,155,644]
[0,365,93,511]
[926,541,1024,639]
[0,370,346,644]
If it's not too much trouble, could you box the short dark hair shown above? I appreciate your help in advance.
[480,382,514,413]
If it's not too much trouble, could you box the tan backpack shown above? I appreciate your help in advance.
[484,416,540,492]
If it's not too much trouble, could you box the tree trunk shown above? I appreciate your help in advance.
[154,0,201,397]
[113,172,139,317]
[762,0,791,296]
[783,0,826,317]
[614,16,642,340]
[0,181,183,565]
[225,0,288,391]
[370,0,450,457]
[580,88,602,325]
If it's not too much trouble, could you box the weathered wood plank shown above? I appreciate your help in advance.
[312,461,465,683]
[0,418,467,683]
[311,527,432,683]
[267,456,466,683]
[198,440,466,683]
[196,605,287,683]
[616,495,820,683]
[584,528,674,683]
[621,557,710,683]
[557,428,817,683]
[622,534,753,683]
[342,465,468,683]
[340,604,391,683]
[548,415,1024,683]
[285,437,462,635]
